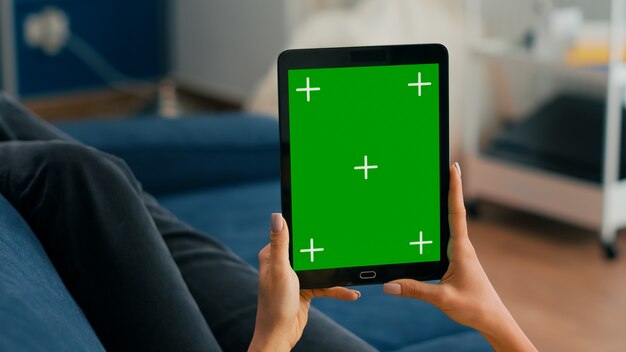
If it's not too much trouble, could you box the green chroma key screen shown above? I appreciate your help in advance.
[288,63,441,271]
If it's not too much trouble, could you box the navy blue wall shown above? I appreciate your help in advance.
[13,0,167,97]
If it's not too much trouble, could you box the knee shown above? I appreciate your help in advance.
[0,141,138,206]
[40,141,120,180]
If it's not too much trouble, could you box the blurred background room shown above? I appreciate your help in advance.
[1,0,626,351]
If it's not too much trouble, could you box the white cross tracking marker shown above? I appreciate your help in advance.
[300,238,325,262]
[353,155,379,180]
[407,72,432,97]
[296,77,321,102]
[409,231,433,255]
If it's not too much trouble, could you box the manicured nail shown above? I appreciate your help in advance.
[454,162,462,178]
[271,213,283,233]
[383,283,401,295]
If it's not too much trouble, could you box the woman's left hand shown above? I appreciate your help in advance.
[248,213,361,352]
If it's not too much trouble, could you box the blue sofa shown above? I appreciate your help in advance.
[0,114,491,351]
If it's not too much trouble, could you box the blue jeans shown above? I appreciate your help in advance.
[0,93,375,352]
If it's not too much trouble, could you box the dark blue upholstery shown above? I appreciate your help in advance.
[0,195,104,351]
[0,114,491,351]
[58,114,280,195]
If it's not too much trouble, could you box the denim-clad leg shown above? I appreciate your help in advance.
[144,193,376,352]
[0,93,376,351]
[0,140,222,351]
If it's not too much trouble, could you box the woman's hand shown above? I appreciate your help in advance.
[383,163,537,352]
[248,214,360,352]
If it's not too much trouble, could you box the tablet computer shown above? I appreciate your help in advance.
[278,44,449,288]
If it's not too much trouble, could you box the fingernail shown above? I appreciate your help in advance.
[354,290,361,299]
[383,283,401,295]
[454,162,462,178]
[271,213,283,233]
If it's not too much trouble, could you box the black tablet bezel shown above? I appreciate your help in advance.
[278,44,450,288]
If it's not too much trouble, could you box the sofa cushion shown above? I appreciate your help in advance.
[158,179,282,263]
[0,195,104,351]
[389,331,492,352]
[157,180,491,352]
[57,114,280,196]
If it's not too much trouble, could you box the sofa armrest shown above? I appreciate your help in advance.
[0,195,104,351]
[56,114,280,195]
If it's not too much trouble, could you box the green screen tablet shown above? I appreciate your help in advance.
[278,44,449,288]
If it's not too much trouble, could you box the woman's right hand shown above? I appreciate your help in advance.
[383,163,537,352]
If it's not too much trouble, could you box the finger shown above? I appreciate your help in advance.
[269,213,290,267]
[448,162,468,241]
[384,279,442,306]
[307,287,361,301]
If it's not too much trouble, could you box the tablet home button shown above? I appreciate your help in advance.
[359,271,376,279]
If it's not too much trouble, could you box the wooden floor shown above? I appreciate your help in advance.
[24,86,239,122]
[470,203,626,352]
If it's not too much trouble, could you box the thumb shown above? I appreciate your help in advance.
[269,213,290,267]
[384,279,442,306]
